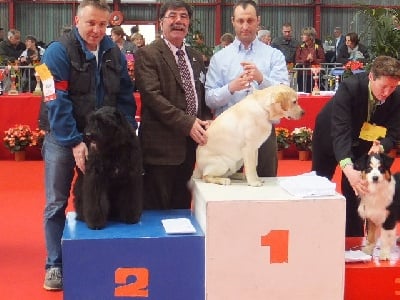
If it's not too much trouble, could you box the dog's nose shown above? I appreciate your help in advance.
[372,175,379,182]
[300,110,305,116]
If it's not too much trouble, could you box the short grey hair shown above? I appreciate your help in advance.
[257,29,271,39]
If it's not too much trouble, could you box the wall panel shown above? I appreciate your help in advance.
[15,3,73,43]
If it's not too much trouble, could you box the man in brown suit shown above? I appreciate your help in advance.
[135,0,212,210]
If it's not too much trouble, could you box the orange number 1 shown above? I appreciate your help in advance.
[114,267,149,297]
[260,230,289,264]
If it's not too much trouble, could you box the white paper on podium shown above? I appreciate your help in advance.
[278,171,336,197]
[161,218,197,234]
[344,250,372,263]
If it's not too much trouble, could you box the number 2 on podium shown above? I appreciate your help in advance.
[261,230,289,263]
[114,267,149,297]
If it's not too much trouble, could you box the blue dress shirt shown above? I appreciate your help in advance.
[205,37,289,116]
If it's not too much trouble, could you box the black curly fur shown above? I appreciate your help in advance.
[73,106,143,229]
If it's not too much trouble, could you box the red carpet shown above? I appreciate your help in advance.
[0,158,397,299]
[0,161,64,300]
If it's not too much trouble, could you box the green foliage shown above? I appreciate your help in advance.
[356,7,400,60]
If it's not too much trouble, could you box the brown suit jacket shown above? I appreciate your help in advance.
[135,39,211,165]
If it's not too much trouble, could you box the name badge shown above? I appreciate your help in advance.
[359,122,387,141]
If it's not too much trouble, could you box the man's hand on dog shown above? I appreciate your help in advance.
[343,165,368,197]
[190,118,210,146]
[368,140,384,155]
[344,141,383,196]
[73,142,89,173]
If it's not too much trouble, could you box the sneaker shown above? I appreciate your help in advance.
[43,267,63,291]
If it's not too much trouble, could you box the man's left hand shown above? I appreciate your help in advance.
[190,118,209,146]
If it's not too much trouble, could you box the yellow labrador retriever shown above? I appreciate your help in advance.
[193,85,304,186]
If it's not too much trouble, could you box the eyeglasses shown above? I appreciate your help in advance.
[163,13,189,21]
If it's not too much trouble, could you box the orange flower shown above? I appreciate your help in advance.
[275,127,290,150]
[3,124,33,153]
[31,128,46,147]
[345,61,363,71]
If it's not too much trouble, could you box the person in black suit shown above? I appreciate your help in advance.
[312,56,400,237]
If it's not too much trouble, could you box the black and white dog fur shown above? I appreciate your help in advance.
[73,106,143,229]
[354,153,400,260]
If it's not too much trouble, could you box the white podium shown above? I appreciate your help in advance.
[193,177,346,300]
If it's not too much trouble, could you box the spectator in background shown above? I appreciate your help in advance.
[111,26,137,85]
[191,31,213,66]
[206,0,288,178]
[213,32,234,54]
[131,32,145,49]
[333,27,345,61]
[295,26,325,92]
[257,29,272,45]
[19,35,45,92]
[19,35,45,64]
[0,29,26,64]
[324,26,345,63]
[130,25,139,36]
[336,32,369,64]
[271,22,299,64]
[111,26,137,54]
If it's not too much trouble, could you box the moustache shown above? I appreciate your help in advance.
[171,25,187,31]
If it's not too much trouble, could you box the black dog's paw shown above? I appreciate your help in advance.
[86,221,107,230]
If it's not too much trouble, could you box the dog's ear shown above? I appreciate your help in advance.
[268,102,285,119]
[274,91,290,111]
[381,153,395,169]
[354,154,368,171]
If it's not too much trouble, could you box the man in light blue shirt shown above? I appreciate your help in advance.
[205,0,289,177]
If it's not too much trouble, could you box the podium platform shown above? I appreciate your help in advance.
[62,210,205,300]
[193,177,346,300]
[345,237,400,299]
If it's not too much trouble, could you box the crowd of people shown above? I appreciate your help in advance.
[3,0,396,294]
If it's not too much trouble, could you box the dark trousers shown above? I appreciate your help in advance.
[312,116,365,236]
[143,138,196,210]
[257,127,278,177]
[313,149,363,236]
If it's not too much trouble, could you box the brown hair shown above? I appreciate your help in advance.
[111,26,125,37]
[131,33,144,41]
[345,32,359,46]
[370,56,400,80]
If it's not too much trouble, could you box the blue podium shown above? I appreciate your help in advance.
[62,210,205,300]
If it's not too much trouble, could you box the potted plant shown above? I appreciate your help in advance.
[31,128,46,148]
[275,127,290,159]
[3,124,33,160]
[343,61,364,78]
[290,127,313,160]
[356,7,400,61]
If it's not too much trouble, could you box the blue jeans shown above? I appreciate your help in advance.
[42,133,75,270]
